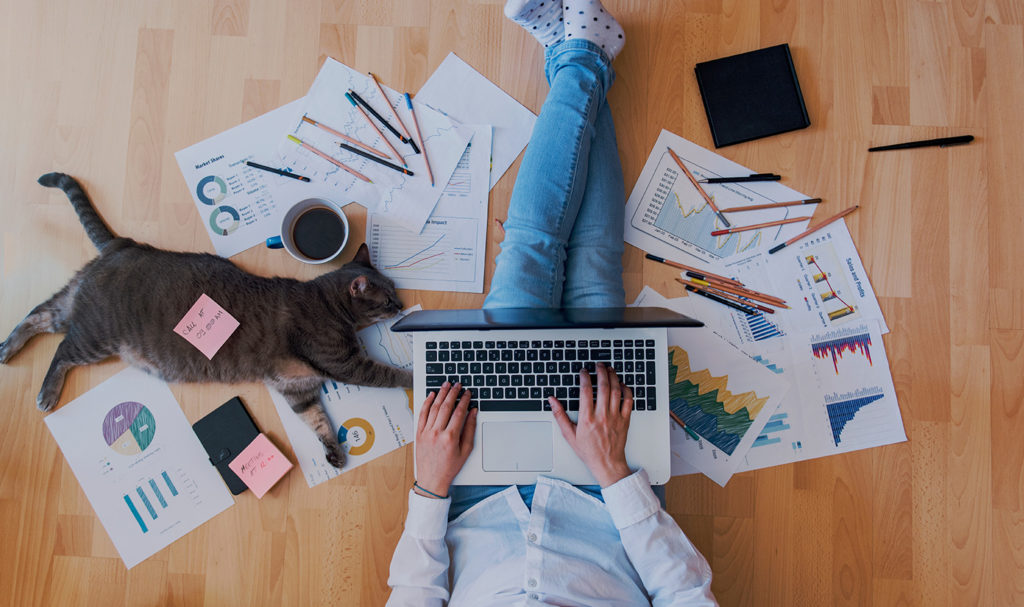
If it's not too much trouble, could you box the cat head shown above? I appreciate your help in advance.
[334,243,403,324]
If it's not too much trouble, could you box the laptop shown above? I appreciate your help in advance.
[392,307,702,486]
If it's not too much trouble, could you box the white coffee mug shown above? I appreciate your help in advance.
[265,198,350,264]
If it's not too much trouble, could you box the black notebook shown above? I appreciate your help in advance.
[192,396,260,495]
[694,44,810,148]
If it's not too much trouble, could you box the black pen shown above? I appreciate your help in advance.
[348,90,411,145]
[339,142,415,176]
[685,285,757,315]
[245,161,310,182]
[868,135,974,152]
[698,173,782,183]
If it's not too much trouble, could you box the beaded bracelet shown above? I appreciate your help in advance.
[413,481,448,500]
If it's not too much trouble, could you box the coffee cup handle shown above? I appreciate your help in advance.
[266,235,284,249]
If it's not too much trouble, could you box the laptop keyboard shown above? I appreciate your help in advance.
[424,339,658,413]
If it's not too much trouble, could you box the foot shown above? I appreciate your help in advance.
[322,439,346,469]
[562,0,625,60]
[504,0,565,48]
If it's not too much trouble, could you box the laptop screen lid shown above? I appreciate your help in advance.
[391,306,703,332]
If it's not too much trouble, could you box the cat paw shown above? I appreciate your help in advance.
[0,341,11,364]
[323,442,346,469]
[36,390,58,413]
[397,369,414,388]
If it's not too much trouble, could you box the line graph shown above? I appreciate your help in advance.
[368,216,479,284]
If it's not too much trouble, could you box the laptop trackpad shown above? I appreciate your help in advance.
[481,422,553,472]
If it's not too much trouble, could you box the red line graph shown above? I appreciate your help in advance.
[385,251,444,270]
[807,255,854,315]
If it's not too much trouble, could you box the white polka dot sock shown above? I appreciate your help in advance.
[562,0,625,60]
[504,0,565,48]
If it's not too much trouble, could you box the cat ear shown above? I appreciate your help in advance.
[352,243,372,266]
[349,275,368,296]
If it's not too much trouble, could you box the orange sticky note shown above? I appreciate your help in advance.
[228,434,293,498]
[173,293,240,359]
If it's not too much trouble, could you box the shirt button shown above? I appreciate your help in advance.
[528,593,539,600]
[528,533,538,543]
[528,578,537,588]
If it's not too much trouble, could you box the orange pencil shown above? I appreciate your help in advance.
[368,72,413,143]
[301,115,391,159]
[768,205,860,254]
[710,216,807,236]
[643,253,744,287]
[344,92,406,166]
[675,277,787,309]
[287,135,372,183]
[668,147,730,227]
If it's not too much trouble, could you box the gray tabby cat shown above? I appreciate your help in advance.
[0,173,412,468]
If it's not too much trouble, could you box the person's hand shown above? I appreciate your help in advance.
[549,363,633,488]
[414,382,477,498]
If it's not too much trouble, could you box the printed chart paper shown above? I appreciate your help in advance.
[44,368,234,568]
[633,287,788,485]
[278,58,471,233]
[367,126,492,293]
[624,129,817,265]
[175,98,306,258]
[270,308,418,488]
[416,52,537,190]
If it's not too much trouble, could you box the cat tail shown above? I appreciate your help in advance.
[37,172,117,250]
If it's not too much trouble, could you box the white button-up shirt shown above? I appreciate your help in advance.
[387,470,717,606]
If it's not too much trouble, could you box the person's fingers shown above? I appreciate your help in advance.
[433,382,461,429]
[621,383,635,418]
[594,363,610,419]
[608,367,622,417]
[578,369,594,421]
[459,408,478,455]
[549,397,577,445]
[424,382,448,429]
[446,388,473,432]
[418,390,436,433]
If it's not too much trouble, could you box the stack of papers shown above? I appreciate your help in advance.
[627,130,906,485]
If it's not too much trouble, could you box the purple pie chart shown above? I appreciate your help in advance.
[102,401,156,456]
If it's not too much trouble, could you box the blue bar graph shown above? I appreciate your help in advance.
[746,312,784,341]
[162,471,178,496]
[752,413,791,448]
[148,479,167,508]
[136,486,157,520]
[124,495,148,533]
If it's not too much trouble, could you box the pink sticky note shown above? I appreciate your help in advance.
[173,293,240,359]
[228,434,293,498]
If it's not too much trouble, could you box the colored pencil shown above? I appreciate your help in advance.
[245,161,310,182]
[670,411,701,441]
[676,278,775,314]
[699,173,782,183]
[339,142,414,176]
[768,205,860,254]
[667,147,730,227]
[685,284,757,315]
[644,253,743,287]
[344,92,406,166]
[676,277,787,308]
[301,115,390,159]
[368,73,420,154]
[349,89,410,145]
[719,198,822,213]
[405,92,434,186]
[287,135,372,183]
[710,216,808,237]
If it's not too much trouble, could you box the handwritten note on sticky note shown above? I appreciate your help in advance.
[174,293,240,359]
[228,434,293,498]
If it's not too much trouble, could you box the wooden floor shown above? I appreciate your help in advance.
[1,0,1021,605]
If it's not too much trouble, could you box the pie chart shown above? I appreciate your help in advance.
[102,401,157,456]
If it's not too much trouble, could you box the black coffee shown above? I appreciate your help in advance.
[292,207,346,260]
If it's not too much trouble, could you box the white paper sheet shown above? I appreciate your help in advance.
[633,287,789,486]
[416,52,537,190]
[277,58,471,234]
[269,308,418,488]
[624,129,819,265]
[367,126,492,293]
[44,368,234,568]
[174,98,306,258]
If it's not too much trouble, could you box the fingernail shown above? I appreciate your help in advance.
[443,381,450,387]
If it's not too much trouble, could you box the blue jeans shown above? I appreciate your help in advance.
[451,39,664,521]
